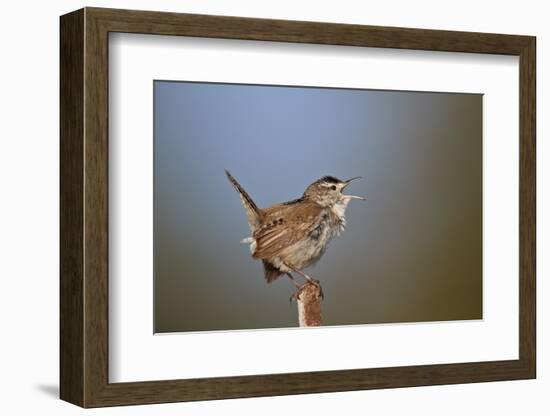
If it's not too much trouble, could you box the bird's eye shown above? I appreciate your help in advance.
[330,185,337,190]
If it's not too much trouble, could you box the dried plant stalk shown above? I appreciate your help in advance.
[297,282,322,327]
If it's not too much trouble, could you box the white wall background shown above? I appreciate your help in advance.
[0,0,545,414]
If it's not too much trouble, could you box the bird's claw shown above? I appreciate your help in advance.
[290,284,306,302]
[317,284,325,300]
[312,280,324,299]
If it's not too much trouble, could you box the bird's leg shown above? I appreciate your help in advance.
[285,266,324,300]
[286,273,304,302]
[292,268,317,284]
[285,273,301,288]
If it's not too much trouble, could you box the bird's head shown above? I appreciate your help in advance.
[303,176,365,207]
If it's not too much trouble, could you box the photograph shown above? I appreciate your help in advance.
[53,5,538,410]
[153,80,482,333]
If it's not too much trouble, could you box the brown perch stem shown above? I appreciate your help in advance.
[297,282,323,327]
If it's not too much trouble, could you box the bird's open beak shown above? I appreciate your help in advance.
[342,194,366,200]
[342,177,366,200]
[344,176,362,185]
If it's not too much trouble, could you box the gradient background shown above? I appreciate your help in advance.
[154,81,482,333]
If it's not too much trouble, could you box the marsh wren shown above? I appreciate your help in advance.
[225,170,365,299]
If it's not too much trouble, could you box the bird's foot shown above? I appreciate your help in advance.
[290,283,308,303]
[289,280,324,302]
[312,280,324,300]
[304,278,324,299]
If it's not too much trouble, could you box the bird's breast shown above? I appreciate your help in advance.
[280,211,340,269]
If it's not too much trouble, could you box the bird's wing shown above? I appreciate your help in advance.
[252,202,324,259]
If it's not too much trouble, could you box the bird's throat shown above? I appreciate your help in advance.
[331,198,351,228]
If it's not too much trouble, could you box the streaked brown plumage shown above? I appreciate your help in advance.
[225,170,365,295]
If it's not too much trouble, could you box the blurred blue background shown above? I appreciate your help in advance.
[154,81,482,333]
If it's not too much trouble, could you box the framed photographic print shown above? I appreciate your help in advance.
[60,7,536,408]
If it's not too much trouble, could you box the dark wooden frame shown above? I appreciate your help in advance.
[60,7,536,408]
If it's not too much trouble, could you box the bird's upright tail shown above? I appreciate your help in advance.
[225,170,263,231]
